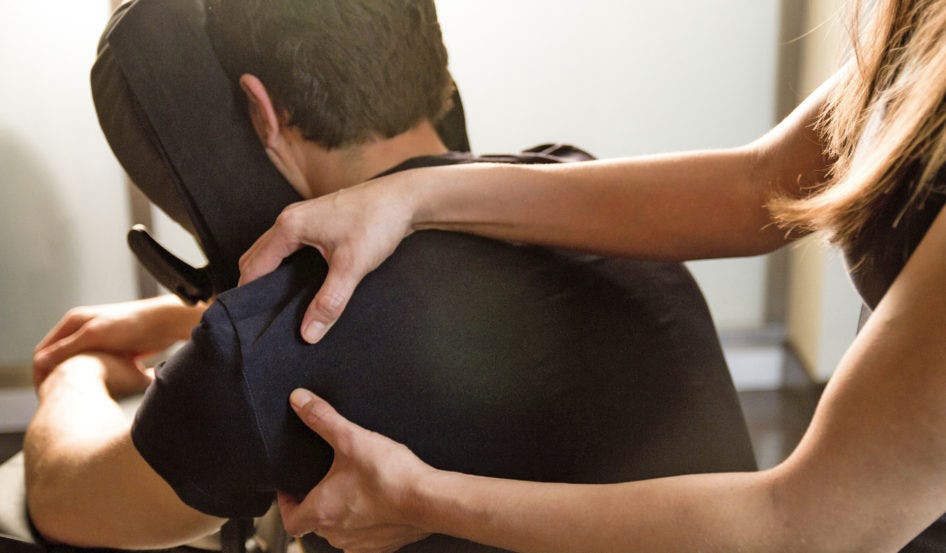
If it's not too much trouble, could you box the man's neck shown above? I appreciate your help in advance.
[294,120,449,198]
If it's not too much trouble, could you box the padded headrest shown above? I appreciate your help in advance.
[91,0,469,296]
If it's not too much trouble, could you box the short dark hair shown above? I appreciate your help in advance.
[206,0,453,149]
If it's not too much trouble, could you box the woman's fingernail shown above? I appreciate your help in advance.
[290,388,313,409]
[303,321,325,343]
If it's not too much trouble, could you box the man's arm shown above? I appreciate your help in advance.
[32,294,207,386]
[24,353,224,549]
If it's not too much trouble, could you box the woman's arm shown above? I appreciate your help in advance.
[280,206,946,552]
[240,77,837,343]
[24,353,224,548]
[411,74,834,262]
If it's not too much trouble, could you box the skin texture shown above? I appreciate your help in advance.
[24,354,225,548]
[32,294,206,386]
[243,72,946,551]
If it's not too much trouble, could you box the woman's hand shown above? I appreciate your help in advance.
[238,177,415,344]
[279,388,433,552]
[33,295,205,387]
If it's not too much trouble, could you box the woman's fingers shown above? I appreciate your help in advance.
[276,491,308,537]
[282,389,434,550]
[289,389,360,454]
[279,489,426,551]
[300,257,366,343]
[238,213,305,287]
[240,181,414,344]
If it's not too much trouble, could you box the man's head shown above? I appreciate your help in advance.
[205,0,454,150]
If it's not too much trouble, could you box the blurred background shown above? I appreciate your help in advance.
[0,0,854,468]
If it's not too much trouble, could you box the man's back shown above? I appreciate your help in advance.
[131,156,756,552]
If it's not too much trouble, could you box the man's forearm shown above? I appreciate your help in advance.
[24,354,222,548]
[26,355,135,544]
[27,355,128,448]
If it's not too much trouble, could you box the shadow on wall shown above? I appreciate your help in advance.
[0,127,79,368]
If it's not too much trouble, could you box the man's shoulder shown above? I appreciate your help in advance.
[211,250,326,336]
[377,143,597,178]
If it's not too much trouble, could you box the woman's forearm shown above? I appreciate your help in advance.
[413,469,784,553]
[406,149,782,261]
[404,78,834,262]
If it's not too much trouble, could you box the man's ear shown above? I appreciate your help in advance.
[237,73,310,195]
[239,74,284,148]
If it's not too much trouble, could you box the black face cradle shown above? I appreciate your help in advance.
[91,0,469,301]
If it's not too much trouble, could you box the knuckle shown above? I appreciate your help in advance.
[64,307,85,320]
[238,251,252,271]
[315,292,345,318]
[81,323,102,340]
[311,509,342,534]
[307,400,336,424]
[332,427,357,455]
[281,512,304,537]
[277,204,305,233]
[332,256,370,286]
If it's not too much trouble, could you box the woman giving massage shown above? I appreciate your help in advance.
[238,1,946,550]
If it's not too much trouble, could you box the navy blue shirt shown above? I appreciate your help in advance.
[131,156,756,533]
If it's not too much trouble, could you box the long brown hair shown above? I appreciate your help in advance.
[770,0,946,250]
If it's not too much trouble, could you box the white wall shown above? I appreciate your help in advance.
[788,235,861,380]
[436,0,781,329]
[785,0,863,381]
[0,0,136,368]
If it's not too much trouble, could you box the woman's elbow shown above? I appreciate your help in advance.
[763,464,899,553]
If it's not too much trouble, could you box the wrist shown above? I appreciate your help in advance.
[399,465,437,532]
[406,163,515,234]
[403,466,465,535]
[400,166,444,233]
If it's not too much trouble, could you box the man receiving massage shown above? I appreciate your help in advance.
[23,0,755,551]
